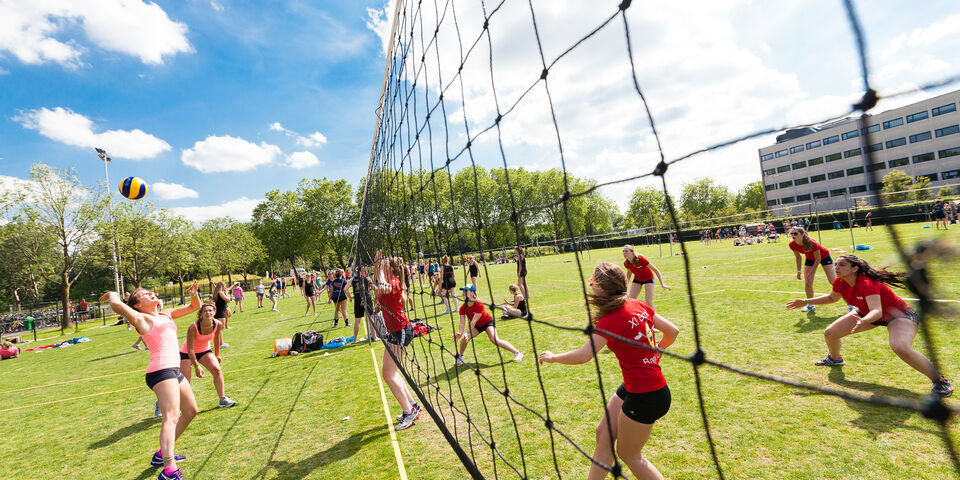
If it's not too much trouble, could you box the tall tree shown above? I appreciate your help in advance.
[0,219,55,310]
[626,186,668,229]
[734,181,766,213]
[679,178,733,220]
[882,169,912,203]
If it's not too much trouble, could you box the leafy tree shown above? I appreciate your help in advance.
[679,178,733,220]
[0,219,55,310]
[939,186,953,198]
[162,215,197,304]
[626,186,668,229]
[104,201,177,288]
[734,181,766,213]
[881,170,912,203]
[912,175,932,201]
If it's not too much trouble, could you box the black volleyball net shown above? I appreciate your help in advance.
[352,0,960,478]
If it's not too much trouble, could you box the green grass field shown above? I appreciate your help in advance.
[3,226,960,479]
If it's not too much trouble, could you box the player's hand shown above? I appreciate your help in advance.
[99,291,118,303]
[539,351,555,364]
[187,280,199,296]
[850,318,870,334]
[216,355,222,363]
[785,299,806,309]
[661,284,672,291]
[195,366,204,378]
[796,272,802,280]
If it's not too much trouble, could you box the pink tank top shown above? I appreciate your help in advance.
[180,320,217,354]
[142,312,180,373]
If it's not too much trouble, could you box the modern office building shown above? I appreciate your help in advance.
[759,89,960,213]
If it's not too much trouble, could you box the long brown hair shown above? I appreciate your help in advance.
[125,288,149,310]
[623,244,639,266]
[837,254,908,289]
[196,301,217,333]
[587,262,629,322]
[789,227,813,249]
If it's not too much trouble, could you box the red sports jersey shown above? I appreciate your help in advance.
[459,301,492,328]
[594,299,666,393]
[832,276,910,318]
[789,239,831,261]
[623,256,653,282]
[377,278,409,332]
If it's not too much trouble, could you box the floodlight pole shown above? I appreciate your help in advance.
[97,149,121,294]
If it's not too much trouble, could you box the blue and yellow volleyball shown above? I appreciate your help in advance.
[119,177,148,200]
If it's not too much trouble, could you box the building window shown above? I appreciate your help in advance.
[775,149,789,158]
[830,188,847,197]
[919,173,938,182]
[885,137,906,148]
[888,157,909,168]
[867,162,885,172]
[882,117,904,129]
[943,169,960,180]
[777,165,791,173]
[935,125,960,137]
[808,156,824,166]
[823,135,840,145]
[813,191,829,199]
[846,166,865,175]
[792,160,807,170]
[828,170,845,179]
[860,124,880,135]
[909,131,932,143]
[790,145,805,154]
[932,103,957,116]
[825,152,842,162]
[765,184,777,191]
[781,196,796,204]
[795,177,809,186]
[848,185,867,194]
[906,111,929,123]
[868,182,883,191]
[806,140,821,149]
[761,153,774,161]
[810,174,826,183]
[796,193,812,201]
[767,199,778,206]
[779,180,793,188]
[913,152,935,163]
[841,129,859,140]
[866,143,882,152]
[844,148,861,158]
[763,168,776,176]
[939,147,960,159]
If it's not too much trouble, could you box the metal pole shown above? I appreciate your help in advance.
[97,149,121,294]
[846,193,855,250]
[814,197,822,244]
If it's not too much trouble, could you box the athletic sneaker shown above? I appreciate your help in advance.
[513,351,524,362]
[814,355,845,366]
[154,401,161,418]
[218,397,236,408]
[150,451,186,467]
[396,407,420,431]
[396,402,420,423]
[442,308,451,314]
[157,468,184,480]
[933,378,954,397]
[271,308,278,312]
[800,304,816,312]
[220,343,230,348]
[501,314,511,320]
[344,321,350,326]
[132,343,142,350]
[455,355,464,367]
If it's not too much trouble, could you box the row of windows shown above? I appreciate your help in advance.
[760,102,958,162]
[763,141,960,176]
[769,176,941,206]
[764,149,960,191]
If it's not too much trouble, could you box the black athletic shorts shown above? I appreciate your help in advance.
[474,319,495,333]
[871,308,920,327]
[443,280,456,291]
[332,294,348,303]
[145,367,185,390]
[179,350,212,361]
[354,299,368,318]
[804,255,834,267]
[615,383,671,424]
[935,211,946,219]
[387,324,414,347]
[632,278,654,285]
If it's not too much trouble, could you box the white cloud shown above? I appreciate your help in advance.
[269,122,286,132]
[152,182,199,200]
[169,196,263,223]
[210,1,224,12]
[296,131,328,148]
[181,135,282,173]
[0,0,192,68]
[285,151,320,170]
[365,1,397,56]
[16,107,171,160]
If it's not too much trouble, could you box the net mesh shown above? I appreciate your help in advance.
[352,0,960,478]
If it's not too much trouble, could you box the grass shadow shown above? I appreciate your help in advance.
[792,313,835,334]
[424,360,508,387]
[132,466,160,480]
[87,350,138,362]
[251,426,387,480]
[88,417,156,449]
[826,368,935,437]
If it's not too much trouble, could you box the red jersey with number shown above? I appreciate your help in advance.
[377,278,409,332]
[594,299,666,393]
[831,275,910,317]
[459,301,492,328]
[623,256,653,282]
[789,239,831,261]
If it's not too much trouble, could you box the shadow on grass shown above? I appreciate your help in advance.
[251,427,387,480]
[87,350,138,362]
[792,313,835,334]
[424,359,510,387]
[89,417,156,449]
[826,368,935,437]
[132,466,159,480]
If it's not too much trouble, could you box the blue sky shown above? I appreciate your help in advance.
[2,0,959,220]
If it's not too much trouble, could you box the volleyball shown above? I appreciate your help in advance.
[119,176,148,200]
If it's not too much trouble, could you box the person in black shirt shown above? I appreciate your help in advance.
[439,255,459,314]
[515,246,529,300]
[302,274,316,317]
[467,255,480,287]
[351,269,377,343]
[933,199,949,230]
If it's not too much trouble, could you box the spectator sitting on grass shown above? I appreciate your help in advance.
[0,340,20,360]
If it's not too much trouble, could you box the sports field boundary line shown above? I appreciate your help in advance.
[369,345,409,480]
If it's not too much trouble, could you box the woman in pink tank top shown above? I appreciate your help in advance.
[101,280,201,480]
[179,302,235,409]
